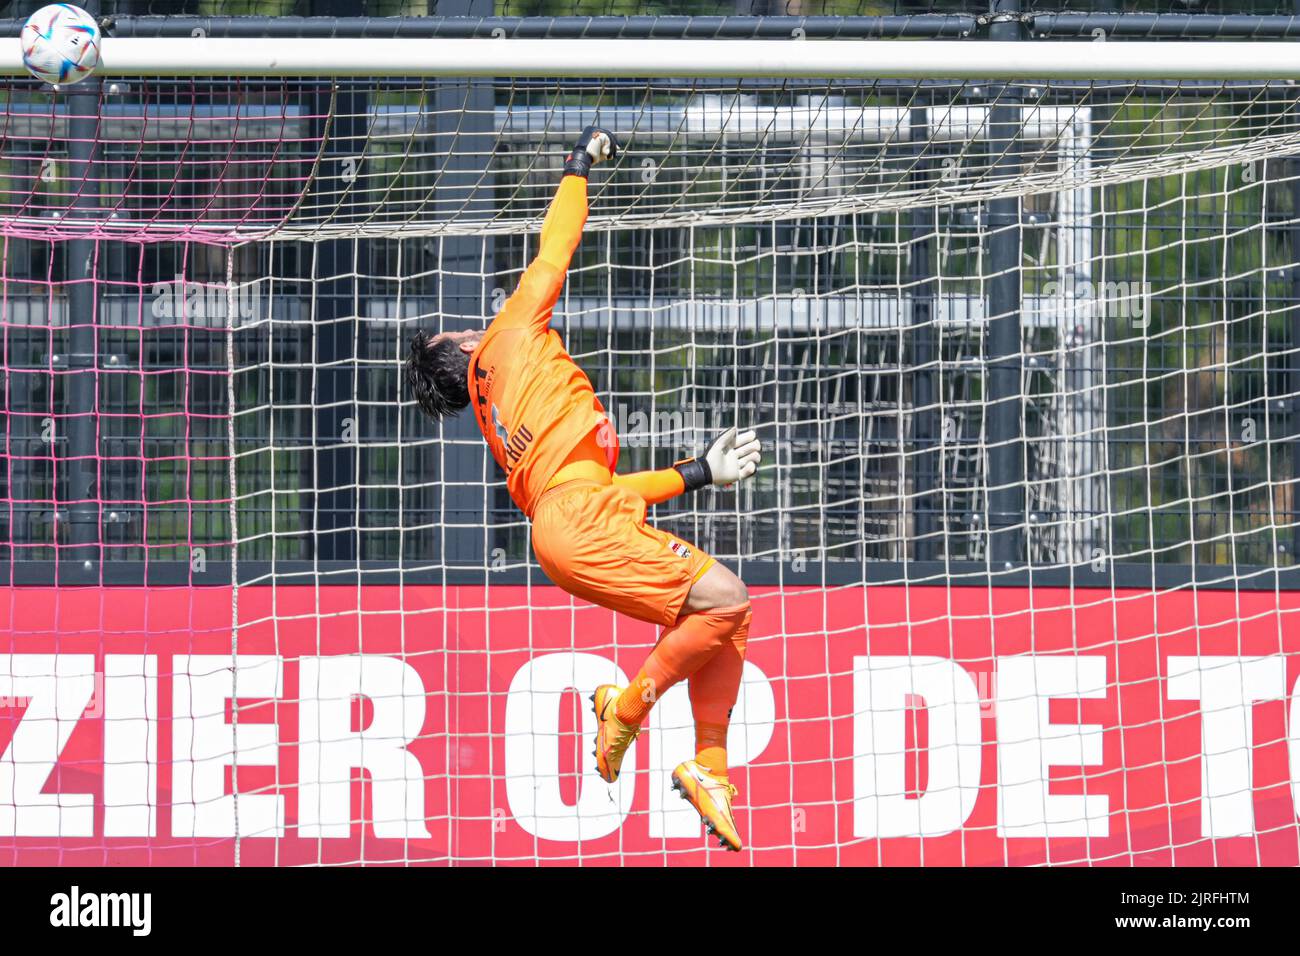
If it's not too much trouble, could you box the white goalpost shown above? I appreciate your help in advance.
[0,30,1297,865]
[6,37,1300,78]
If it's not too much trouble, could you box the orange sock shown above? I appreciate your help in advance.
[694,722,730,780]
[614,602,751,727]
[688,604,751,780]
[615,670,659,726]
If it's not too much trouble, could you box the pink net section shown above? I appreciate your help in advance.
[0,239,244,574]
[0,79,326,243]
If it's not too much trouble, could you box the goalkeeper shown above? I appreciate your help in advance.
[406,128,760,852]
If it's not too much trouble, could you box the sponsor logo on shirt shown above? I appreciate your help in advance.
[504,424,535,467]
[490,404,535,471]
[491,404,510,446]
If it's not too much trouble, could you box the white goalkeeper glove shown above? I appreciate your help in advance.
[564,126,619,177]
[674,426,762,491]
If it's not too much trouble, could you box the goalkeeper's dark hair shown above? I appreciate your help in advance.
[406,330,471,421]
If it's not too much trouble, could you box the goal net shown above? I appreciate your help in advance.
[0,44,1298,865]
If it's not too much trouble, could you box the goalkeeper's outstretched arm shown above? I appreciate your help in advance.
[613,427,763,505]
[507,127,618,332]
[405,127,617,422]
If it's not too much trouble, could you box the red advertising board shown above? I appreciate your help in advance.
[0,584,1297,866]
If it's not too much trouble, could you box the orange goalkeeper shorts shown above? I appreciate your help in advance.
[532,479,715,627]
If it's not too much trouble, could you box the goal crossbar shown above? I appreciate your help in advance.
[4,38,1300,80]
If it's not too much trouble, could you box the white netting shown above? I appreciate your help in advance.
[0,63,1297,866]
[5,77,1300,240]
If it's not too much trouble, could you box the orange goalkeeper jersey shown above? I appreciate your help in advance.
[466,175,619,517]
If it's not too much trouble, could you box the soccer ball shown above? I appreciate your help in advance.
[21,4,101,86]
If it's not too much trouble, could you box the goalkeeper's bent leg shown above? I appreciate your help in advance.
[613,563,750,726]
[687,603,751,781]
[612,602,748,725]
